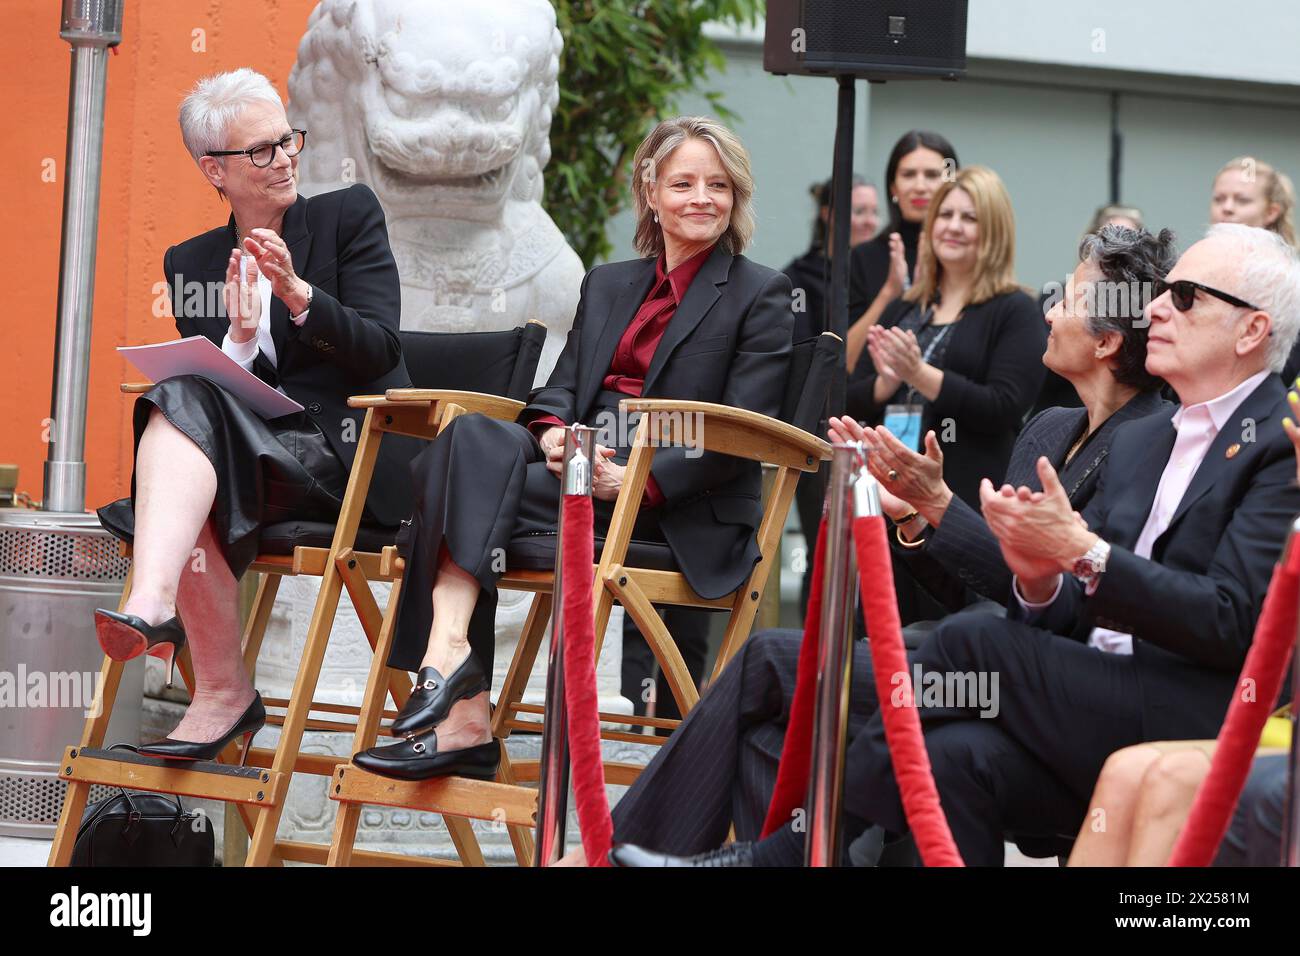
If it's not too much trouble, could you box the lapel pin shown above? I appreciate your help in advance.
[1225,443,1241,459]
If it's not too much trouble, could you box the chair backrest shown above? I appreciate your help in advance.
[399,320,546,401]
[779,331,843,434]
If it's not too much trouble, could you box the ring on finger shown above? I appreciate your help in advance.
[887,469,899,482]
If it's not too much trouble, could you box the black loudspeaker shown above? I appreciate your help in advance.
[763,0,968,80]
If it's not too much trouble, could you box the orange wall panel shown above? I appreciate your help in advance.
[0,0,318,511]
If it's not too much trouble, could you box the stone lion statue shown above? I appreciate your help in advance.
[265,12,623,862]
[287,0,584,378]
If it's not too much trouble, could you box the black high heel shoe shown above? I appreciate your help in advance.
[352,730,500,781]
[137,693,266,765]
[94,609,188,688]
[391,653,490,738]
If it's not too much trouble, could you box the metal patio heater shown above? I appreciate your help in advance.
[0,0,141,839]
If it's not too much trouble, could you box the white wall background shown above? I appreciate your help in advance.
[598,2,1300,294]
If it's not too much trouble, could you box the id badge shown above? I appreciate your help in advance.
[883,403,924,451]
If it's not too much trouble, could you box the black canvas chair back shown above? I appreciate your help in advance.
[780,331,842,434]
[399,322,546,402]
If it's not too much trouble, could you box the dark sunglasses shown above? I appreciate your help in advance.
[1153,277,1261,314]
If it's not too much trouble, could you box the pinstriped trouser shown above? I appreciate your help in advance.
[610,627,883,854]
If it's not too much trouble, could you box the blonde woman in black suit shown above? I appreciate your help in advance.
[355,116,796,781]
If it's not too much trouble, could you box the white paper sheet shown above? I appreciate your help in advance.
[117,335,304,419]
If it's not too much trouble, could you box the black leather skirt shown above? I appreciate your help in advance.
[97,374,349,580]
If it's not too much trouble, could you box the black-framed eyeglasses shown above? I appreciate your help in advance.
[205,129,307,168]
[1153,277,1261,314]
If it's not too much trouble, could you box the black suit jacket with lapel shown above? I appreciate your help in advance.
[162,183,415,526]
[1018,375,1300,740]
[522,245,795,600]
[901,390,1170,612]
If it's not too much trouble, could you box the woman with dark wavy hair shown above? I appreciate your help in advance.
[849,223,1179,618]
[575,225,1183,869]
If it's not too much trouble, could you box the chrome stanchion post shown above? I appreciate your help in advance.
[805,442,880,866]
[533,425,595,866]
[45,0,124,513]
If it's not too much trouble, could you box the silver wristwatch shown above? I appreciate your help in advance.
[290,284,313,320]
[1071,539,1111,592]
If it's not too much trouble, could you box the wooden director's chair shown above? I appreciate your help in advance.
[47,322,546,868]
[326,332,841,866]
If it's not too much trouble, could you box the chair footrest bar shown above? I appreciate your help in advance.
[242,747,347,778]
[274,839,459,867]
[502,719,669,747]
[329,763,537,827]
[260,697,397,721]
[509,701,682,730]
[60,747,286,807]
[508,758,645,787]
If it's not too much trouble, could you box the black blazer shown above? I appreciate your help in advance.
[846,290,1047,508]
[900,390,1170,612]
[1015,376,1300,740]
[522,245,794,599]
[163,183,415,526]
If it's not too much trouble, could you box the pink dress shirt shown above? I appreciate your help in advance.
[1016,369,1272,655]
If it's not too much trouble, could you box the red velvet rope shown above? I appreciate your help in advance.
[761,519,829,837]
[761,513,963,865]
[852,515,962,866]
[1168,556,1299,866]
[559,493,613,866]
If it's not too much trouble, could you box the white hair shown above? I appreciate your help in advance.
[1205,222,1300,373]
[178,68,284,164]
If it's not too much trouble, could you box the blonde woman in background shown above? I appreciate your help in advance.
[1211,156,1300,379]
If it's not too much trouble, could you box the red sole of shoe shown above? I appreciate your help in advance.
[94,617,148,662]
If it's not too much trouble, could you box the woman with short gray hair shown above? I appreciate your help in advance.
[94,68,412,761]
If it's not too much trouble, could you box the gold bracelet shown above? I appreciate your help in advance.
[893,511,920,527]
[896,521,927,549]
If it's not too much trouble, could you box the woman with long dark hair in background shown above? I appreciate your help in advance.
[846,129,960,373]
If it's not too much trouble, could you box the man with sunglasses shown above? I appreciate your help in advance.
[830,222,1300,864]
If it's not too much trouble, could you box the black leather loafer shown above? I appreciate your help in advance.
[607,842,755,867]
[352,732,500,781]
[391,654,490,738]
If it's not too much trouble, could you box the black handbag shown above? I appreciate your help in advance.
[71,748,215,866]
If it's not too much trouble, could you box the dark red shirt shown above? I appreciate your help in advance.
[533,243,716,507]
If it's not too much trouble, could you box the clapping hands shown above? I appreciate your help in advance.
[979,456,1096,597]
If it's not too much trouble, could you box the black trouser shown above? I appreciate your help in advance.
[614,611,1155,865]
[611,628,882,852]
[845,611,1149,865]
[1214,754,1290,866]
[794,463,826,616]
[621,608,711,732]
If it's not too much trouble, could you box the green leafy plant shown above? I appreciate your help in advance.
[546,1,763,266]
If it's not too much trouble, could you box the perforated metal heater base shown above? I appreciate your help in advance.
[0,510,140,838]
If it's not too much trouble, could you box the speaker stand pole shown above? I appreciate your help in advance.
[827,74,855,418]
